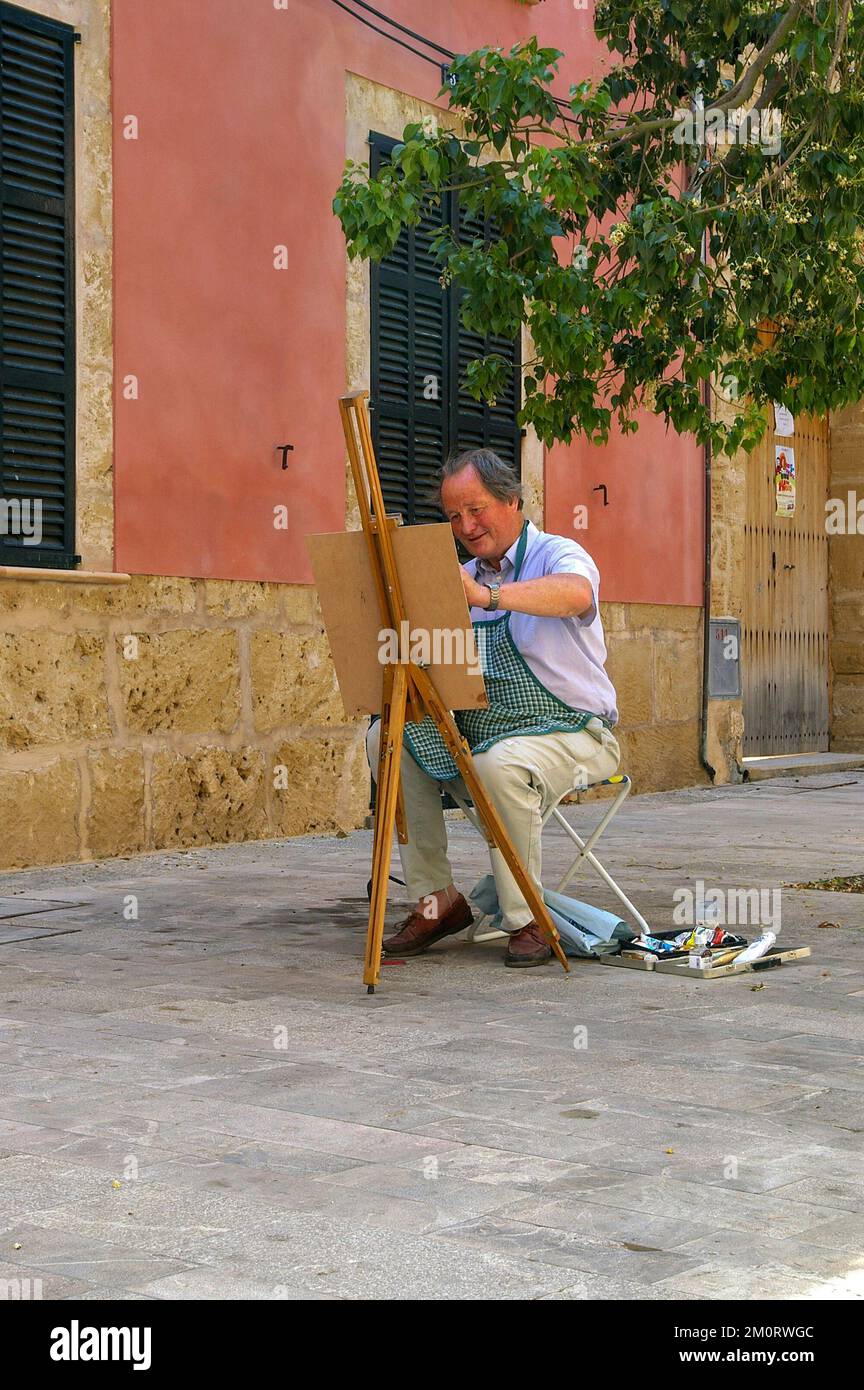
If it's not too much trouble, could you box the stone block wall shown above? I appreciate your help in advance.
[702,397,747,781]
[0,574,707,869]
[600,602,707,793]
[829,402,864,749]
[0,576,368,869]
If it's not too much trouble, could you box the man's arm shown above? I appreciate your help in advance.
[461,568,594,619]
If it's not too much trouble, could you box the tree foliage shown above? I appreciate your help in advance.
[333,1,864,455]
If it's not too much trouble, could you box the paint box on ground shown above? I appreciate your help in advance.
[653,944,811,979]
[600,929,811,979]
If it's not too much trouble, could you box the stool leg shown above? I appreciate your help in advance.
[553,821,651,935]
[550,780,651,936]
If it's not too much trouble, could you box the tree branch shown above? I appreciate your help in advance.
[828,0,853,88]
[712,1,807,111]
[600,0,807,150]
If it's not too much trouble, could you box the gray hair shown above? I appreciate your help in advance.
[436,448,523,511]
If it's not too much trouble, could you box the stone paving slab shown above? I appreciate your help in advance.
[0,771,862,1299]
[0,1222,195,1291]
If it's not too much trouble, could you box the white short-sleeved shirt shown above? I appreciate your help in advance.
[467,519,618,726]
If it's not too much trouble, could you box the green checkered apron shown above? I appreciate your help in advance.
[403,521,610,781]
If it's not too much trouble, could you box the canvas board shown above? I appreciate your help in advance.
[306,522,489,717]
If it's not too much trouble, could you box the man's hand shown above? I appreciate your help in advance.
[460,566,491,611]
[460,567,594,619]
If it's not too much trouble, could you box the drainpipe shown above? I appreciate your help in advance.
[699,371,716,779]
[688,82,717,781]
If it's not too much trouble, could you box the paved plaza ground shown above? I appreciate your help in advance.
[1,771,863,1300]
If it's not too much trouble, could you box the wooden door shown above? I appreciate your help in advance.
[742,411,829,754]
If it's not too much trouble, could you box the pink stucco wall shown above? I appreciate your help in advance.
[111,0,703,603]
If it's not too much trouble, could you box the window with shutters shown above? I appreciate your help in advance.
[0,2,77,569]
[369,132,521,526]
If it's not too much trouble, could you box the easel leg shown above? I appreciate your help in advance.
[365,664,408,992]
[410,667,570,974]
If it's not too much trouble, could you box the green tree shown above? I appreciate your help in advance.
[333,1,864,455]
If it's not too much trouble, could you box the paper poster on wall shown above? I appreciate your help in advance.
[773,402,795,436]
[775,445,796,516]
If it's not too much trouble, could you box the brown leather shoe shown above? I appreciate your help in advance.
[382,893,473,956]
[504,922,552,968]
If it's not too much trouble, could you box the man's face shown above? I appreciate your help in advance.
[440,465,522,565]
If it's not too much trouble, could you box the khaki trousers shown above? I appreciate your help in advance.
[366,720,621,932]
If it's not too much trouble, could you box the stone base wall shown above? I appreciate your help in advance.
[601,602,708,794]
[0,576,368,870]
[829,402,864,749]
[0,573,706,870]
[703,397,747,782]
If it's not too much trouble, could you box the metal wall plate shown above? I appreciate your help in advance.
[708,617,742,698]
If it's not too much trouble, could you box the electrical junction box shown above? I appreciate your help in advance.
[708,617,742,699]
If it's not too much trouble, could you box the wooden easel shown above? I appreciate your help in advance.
[338,391,569,992]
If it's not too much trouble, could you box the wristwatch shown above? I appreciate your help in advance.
[485,582,501,612]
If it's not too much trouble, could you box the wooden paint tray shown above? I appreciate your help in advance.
[654,944,811,979]
[600,931,811,979]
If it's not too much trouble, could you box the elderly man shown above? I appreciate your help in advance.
[366,448,620,967]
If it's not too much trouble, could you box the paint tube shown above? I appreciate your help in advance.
[733,931,777,964]
[635,935,679,954]
[690,943,749,970]
[676,926,721,950]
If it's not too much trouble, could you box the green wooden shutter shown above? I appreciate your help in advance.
[0,2,76,568]
[369,131,521,526]
[370,133,449,526]
[450,201,522,471]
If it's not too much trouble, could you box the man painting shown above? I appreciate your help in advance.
[367,448,619,967]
